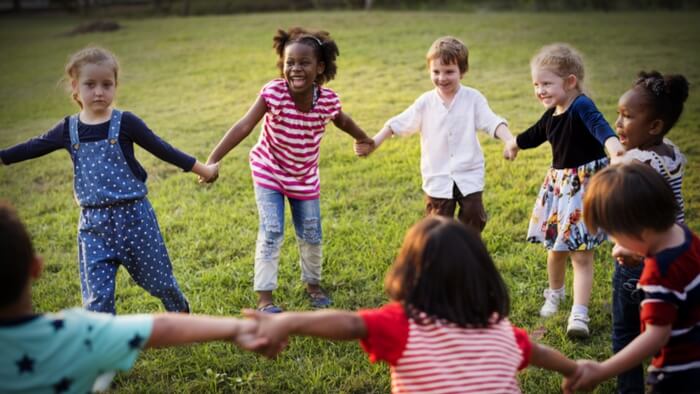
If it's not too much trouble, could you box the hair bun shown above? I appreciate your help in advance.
[666,74,689,104]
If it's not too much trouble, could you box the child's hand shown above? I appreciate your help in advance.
[243,309,291,358]
[354,137,375,157]
[503,138,519,161]
[198,162,220,184]
[232,319,269,351]
[564,360,605,392]
[612,243,644,267]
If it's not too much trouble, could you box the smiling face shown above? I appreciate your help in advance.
[430,58,463,100]
[283,42,324,95]
[615,87,662,150]
[71,62,116,116]
[531,67,575,112]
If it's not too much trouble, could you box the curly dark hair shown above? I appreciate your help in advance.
[634,70,690,135]
[272,27,339,85]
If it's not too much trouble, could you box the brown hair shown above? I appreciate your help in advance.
[64,46,120,108]
[583,162,678,238]
[0,202,35,308]
[426,36,468,74]
[385,216,509,328]
[273,27,339,85]
[531,43,585,93]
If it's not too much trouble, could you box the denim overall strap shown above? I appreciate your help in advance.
[107,109,122,142]
[69,114,80,149]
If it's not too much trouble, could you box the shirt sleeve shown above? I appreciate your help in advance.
[86,311,154,372]
[385,94,425,137]
[473,91,506,138]
[639,258,680,327]
[122,112,196,172]
[515,113,549,150]
[319,87,341,123]
[571,96,617,145]
[358,302,409,366]
[0,119,66,165]
[513,326,532,370]
[260,79,284,118]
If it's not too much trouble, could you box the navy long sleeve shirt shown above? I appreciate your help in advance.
[0,111,196,182]
[516,95,616,169]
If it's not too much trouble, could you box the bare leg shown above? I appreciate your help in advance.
[257,290,274,309]
[547,250,569,290]
[571,250,594,307]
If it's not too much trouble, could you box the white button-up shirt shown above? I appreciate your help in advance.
[386,85,506,198]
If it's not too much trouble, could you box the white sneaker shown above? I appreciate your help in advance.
[539,289,565,317]
[567,313,590,338]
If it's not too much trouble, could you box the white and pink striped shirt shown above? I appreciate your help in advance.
[359,303,531,394]
[249,79,341,200]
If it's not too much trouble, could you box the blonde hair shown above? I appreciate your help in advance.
[426,36,468,74]
[64,46,119,108]
[531,43,585,93]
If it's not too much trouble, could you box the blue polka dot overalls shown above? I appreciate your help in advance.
[70,110,189,314]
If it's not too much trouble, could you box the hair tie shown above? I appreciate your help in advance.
[305,35,323,47]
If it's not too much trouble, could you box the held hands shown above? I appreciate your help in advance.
[354,137,376,157]
[612,243,645,267]
[562,360,606,393]
[198,162,220,184]
[242,309,291,359]
[503,138,519,161]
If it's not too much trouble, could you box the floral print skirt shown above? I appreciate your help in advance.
[526,157,609,251]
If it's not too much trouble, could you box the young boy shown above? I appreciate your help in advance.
[0,202,266,393]
[355,36,516,232]
[566,162,699,393]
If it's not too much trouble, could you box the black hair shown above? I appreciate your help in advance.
[0,202,35,308]
[272,27,339,85]
[385,216,510,328]
[634,70,690,134]
[583,162,678,238]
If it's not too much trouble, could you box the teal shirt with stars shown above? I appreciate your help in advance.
[0,308,153,394]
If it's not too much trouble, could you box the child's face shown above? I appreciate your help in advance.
[429,58,462,98]
[531,67,573,110]
[283,42,324,94]
[72,63,116,114]
[615,87,661,150]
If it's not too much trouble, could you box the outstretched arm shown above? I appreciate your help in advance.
[494,123,518,160]
[145,313,267,351]
[332,110,373,145]
[206,95,267,165]
[529,342,579,377]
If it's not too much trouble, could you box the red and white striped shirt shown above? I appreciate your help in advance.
[249,79,341,200]
[359,302,531,394]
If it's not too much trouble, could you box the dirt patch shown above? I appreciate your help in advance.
[63,20,121,36]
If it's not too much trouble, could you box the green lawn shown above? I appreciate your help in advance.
[1,11,698,393]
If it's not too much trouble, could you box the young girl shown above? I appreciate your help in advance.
[565,162,699,393]
[205,27,374,313]
[0,47,218,314]
[246,217,581,393]
[609,71,688,394]
[504,43,625,338]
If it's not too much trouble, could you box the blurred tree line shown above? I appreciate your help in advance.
[2,0,698,15]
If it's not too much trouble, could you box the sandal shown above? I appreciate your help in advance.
[257,303,283,314]
[307,291,331,309]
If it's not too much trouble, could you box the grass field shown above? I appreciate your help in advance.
[1,10,698,393]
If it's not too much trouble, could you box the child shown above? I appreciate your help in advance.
[205,27,374,313]
[504,43,625,337]
[355,36,516,233]
[609,71,689,394]
[0,202,266,393]
[564,162,699,393]
[0,47,218,314]
[246,216,581,393]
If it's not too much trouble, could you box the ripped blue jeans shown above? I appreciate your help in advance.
[253,185,322,291]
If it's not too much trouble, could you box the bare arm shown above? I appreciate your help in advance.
[332,110,372,144]
[529,342,579,377]
[206,95,267,165]
[355,125,393,157]
[495,123,518,160]
[145,313,266,350]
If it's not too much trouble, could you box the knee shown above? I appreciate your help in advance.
[298,217,322,244]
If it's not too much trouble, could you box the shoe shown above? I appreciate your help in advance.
[307,290,331,309]
[567,313,590,338]
[257,303,283,314]
[540,288,565,317]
